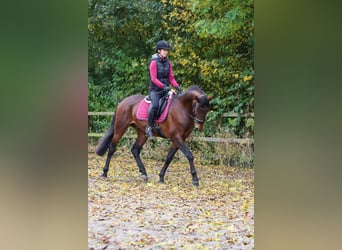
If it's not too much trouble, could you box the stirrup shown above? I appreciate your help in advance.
[146,126,154,138]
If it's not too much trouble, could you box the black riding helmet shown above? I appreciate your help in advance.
[156,40,171,52]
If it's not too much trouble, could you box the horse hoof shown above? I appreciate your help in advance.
[100,174,107,178]
[141,175,148,181]
[192,181,199,186]
[158,180,165,184]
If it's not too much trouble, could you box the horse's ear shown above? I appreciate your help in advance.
[208,95,214,101]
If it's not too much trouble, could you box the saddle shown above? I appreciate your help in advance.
[136,91,176,123]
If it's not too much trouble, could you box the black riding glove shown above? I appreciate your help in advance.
[163,85,170,92]
[176,86,182,94]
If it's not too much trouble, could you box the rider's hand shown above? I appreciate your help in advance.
[176,86,182,94]
[163,85,170,92]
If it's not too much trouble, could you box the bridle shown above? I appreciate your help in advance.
[190,113,205,124]
[189,95,209,124]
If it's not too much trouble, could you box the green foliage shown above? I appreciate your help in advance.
[88,0,254,138]
[88,0,166,113]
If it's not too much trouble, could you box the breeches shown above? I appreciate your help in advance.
[149,90,165,112]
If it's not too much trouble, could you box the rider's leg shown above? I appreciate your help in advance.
[146,91,159,138]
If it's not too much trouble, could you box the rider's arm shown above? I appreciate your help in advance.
[149,60,165,88]
[168,62,179,88]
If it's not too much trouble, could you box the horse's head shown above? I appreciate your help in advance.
[178,85,213,131]
[193,93,212,131]
[182,86,213,131]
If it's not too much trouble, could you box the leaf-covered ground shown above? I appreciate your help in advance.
[88,148,254,249]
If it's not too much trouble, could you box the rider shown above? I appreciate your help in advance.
[146,40,182,138]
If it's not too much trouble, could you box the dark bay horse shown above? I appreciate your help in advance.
[95,85,212,185]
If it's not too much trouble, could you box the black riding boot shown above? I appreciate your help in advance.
[146,108,156,138]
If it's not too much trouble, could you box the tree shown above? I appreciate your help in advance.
[88,0,254,137]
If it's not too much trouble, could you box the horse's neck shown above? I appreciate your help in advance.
[178,93,195,112]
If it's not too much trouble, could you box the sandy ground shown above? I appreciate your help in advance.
[88,151,254,249]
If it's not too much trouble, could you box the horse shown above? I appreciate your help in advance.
[95,85,212,185]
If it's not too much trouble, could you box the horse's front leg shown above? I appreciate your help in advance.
[178,142,199,186]
[159,144,178,183]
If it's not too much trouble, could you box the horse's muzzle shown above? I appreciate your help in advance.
[194,123,204,131]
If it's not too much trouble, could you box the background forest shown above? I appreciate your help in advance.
[88,0,254,165]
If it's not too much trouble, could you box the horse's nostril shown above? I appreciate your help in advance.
[194,127,199,131]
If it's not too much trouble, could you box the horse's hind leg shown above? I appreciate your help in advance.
[131,130,148,180]
[159,143,178,183]
[101,120,130,178]
[102,143,116,177]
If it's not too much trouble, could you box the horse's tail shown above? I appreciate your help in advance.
[95,113,115,156]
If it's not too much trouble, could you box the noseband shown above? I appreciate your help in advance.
[190,114,205,124]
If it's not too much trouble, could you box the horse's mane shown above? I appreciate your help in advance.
[178,85,209,108]
[183,85,205,95]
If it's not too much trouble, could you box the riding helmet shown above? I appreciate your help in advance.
[156,40,171,52]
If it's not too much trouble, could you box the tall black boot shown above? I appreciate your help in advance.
[146,108,156,138]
